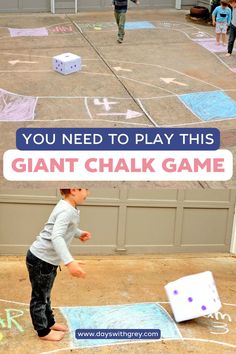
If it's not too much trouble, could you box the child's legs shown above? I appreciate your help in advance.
[228,23,236,54]
[114,11,119,26]
[222,33,227,45]
[215,22,222,43]
[221,23,228,45]
[45,273,57,326]
[115,11,126,39]
[118,12,126,39]
[26,250,58,337]
[216,33,221,44]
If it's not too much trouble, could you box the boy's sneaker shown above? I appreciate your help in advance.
[117,38,123,43]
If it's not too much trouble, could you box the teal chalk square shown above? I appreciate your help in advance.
[125,21,156,29]
[178,91,236,121]
[60,303,181,348]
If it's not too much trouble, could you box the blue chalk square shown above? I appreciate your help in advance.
[125,21,156,29]
[178,91,236,121]
[60,303,181,348]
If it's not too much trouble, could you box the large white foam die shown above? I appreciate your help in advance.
[52,52,81,75]
[165,271,221,322]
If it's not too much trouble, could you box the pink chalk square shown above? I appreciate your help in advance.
[8,27,48,37]
[193,38,227,53]
[0,88,38,121]
[231,68,236,73]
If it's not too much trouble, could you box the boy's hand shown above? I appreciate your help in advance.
[136,0,140,4]
[66,260,86,278]
[79,231,91,242]
[212,20,216,26]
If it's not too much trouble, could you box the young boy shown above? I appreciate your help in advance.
[26,188,91,341]
[226,0,236,55]
[112,0,140,43]
[212,0,231,46]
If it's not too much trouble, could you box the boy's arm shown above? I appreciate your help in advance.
[74,228,82,238]
[51,213,86,278]
[51,211,74,265]
[212,8,217,25]
[74,228,92,241]
[66,260,86,278]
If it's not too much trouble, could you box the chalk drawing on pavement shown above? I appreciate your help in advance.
[48,25,74,34]
[193,38,235,53]
[78,21,155,31]
[125,21,156,30]
[0,308,25,342]
[60,302,182,348]
[0,22,76,38]
[0,87,147,123]
[1,20,236,124]
[178,91,236,121]
[0,88,38,121]
[80,22,115,31]
[0,299,236,353]
[8,27,49,37]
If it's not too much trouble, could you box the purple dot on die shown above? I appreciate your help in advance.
[71,66,73,69]
[188,297,193,302]
[201,305,207,311]
[74,65,76,67]
[173,290,178,295]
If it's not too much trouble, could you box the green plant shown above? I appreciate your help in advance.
[211,0,220,5]
[211,0,220,15]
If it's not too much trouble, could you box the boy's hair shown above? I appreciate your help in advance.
[221,0,229,5]
[60,189,71,196]
[60,188,84,196]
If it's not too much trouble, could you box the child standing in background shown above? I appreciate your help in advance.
[212,0,231,45]
[112,0,140,43]
[26,188,91,341]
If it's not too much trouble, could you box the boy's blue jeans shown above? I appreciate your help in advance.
[26,250,58,337]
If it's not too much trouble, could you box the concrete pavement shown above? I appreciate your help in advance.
[0,254,235,353]
[0,9,235,188]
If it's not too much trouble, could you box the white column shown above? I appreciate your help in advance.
[230,204,236,254]
[51,0,55,14]
[75,0,78,13]
[175,0,182,10]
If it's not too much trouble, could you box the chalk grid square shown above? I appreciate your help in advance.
[125,21,156,30]
[60,303,181,348]
[0,88,37,121]
[178,91,236,121]
[193,38,229,53]
[8,27,48,37]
